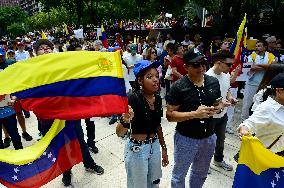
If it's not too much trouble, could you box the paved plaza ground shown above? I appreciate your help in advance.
[1,101,244,188]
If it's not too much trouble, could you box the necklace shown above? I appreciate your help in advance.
[144,96,155,109]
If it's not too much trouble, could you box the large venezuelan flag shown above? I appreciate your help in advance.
[0,51,128,120]
[233,136,284,188]
[0,120,82,188]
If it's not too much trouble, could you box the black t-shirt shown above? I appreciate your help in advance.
[166,75,221,139]
[128,91,163,135]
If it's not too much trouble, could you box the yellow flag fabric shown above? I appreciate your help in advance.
[210,42,213,57]
[232,14,246,55]
[0,119,65,165]
[0,51,123,95]
[64,23,69,35]
[243,27,247,48]
[41,31,47,39]
[238,136,284,175]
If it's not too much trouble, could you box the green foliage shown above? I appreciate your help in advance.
[25,7,72,30]
[0,6,28,30]
[7,23,26,38]
[191,0,222,12]
[36,0,189,25]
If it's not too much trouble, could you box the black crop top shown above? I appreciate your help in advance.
[128,91,163,135]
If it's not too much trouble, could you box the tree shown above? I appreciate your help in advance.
[0,6,28,31]
[7,23,26,38]
[25,7,71,30]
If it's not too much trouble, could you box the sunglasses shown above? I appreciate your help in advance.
[151,51,157,54]
[224,63,233,68]
[190,61,207,68]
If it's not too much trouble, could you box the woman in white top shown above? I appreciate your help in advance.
[239,73,284,156]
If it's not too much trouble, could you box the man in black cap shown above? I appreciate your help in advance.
[166,49,223,188]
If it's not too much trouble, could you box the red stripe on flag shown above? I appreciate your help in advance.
[20,95,128,120]
[0,140,82,188]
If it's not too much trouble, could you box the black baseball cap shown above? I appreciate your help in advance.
[183,49,206,64]
[270,73,284,88]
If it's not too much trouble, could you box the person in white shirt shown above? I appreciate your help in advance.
[240,40,275,121]
[206,50,237,171]
[239,73,284,156]
[181,34,194,46]
[122,44,143,89]
[15,42,30,61]
[163,33,175,50]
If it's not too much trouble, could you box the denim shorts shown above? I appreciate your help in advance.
[124,138,162,188]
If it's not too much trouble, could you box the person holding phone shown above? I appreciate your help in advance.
[206,50,237,171]
[166,49,223,188]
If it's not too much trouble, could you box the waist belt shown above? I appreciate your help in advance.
[130,135,158,145]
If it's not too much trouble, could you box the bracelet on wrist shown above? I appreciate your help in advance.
[120,117,130,128]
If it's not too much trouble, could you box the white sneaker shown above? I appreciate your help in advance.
[213,160,233,171]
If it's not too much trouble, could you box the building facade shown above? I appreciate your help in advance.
[20,0,41,15]
[0,0,20,7]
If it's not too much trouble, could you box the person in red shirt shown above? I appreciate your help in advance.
[171,43,187,82]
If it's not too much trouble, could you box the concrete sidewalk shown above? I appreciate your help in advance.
[2,102,243,188]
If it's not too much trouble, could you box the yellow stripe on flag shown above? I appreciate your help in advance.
[233,14,246,55]
[0,51,123,94]
[239,136,284,175]
[41,31,47,39]
[0,119,65,165]
[64,23,69,35]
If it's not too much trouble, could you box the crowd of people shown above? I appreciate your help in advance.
[1,27,284,188]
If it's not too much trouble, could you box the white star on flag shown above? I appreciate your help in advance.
[28,162,33,165]
[48,152,52,158]
[12,175,18,181]
[14,167,19,173]
[52,158,56,162]
[271,180,276,188]
[275,172,280,181]
[43,152,47,156]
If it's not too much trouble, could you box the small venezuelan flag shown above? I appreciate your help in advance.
[101,25,109,48]
[233,136,284,188]
[0,120,82,188]
[0,51,128,120]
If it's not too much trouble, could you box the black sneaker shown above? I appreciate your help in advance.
[109,117,117,125]
[62,170,72,186]
[3,137,11,148]
[22,132,33,141]
[88,144,99,154]
[86,164,104,175]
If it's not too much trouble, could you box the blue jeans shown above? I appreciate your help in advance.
[0,114,23,149]
[124,138,162,188]
[171,131,217,188]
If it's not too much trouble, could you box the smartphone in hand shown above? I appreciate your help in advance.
[213,97,222,106]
